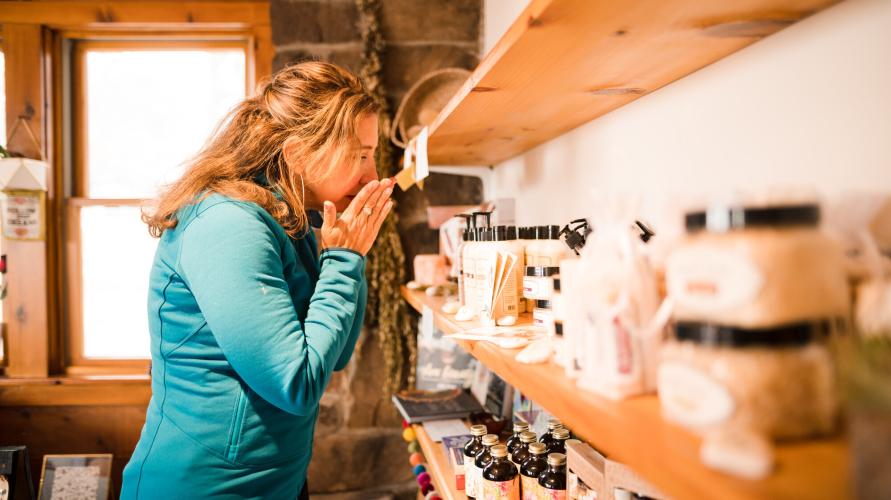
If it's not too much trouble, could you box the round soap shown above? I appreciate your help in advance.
[425,492,441,500]
[409,452,424,466]
[412,464,427,476]
[401,420,411,429]
[420,482,434,495]
[402,427,416,442]
[407,441,421,454]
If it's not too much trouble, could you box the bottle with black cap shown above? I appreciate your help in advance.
[537,453,567,497]
[481,444,520,499]
[464,424,488,499]
[517,226,537,312]
[461,211,493,318]
[510,430,537,469]
[472,434,501,498]
[489,224,524,318]
[455,213,474,306]
[526,224,570,299]
[520,442,548,499]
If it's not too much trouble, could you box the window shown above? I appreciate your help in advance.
[67,41,246,368]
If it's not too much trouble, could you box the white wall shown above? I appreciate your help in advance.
[484,0,891,227]
[483,0,528,55]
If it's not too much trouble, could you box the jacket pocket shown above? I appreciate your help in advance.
[224,389,247,462]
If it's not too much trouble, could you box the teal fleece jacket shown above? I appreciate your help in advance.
[121,194,366,499]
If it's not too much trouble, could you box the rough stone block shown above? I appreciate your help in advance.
[274,47,364,73]
[381,0,481,43]
[347,335,403,429]
[308,429,413,493]
[271,0,361,45]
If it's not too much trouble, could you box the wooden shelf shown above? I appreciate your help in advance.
[402,287,851,500]
[413,424,467,500]
[427,0,838,165]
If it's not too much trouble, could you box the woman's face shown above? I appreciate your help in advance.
[305,113,380,212]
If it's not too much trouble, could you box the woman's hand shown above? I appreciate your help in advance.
[320,178,394,256]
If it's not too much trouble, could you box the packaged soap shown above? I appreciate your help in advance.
[659,202,850,475]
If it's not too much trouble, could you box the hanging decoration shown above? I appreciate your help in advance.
[356,0,417,394]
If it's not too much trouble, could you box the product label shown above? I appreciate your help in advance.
[667,246,764,314]
[533,309,554,327]
[540,487,567,500]
[567,471,579,498]
[522,276,552,300]
[520,476,540,500]
[614,316,633,374]
[466,461,479,497]
[481,478,520,500]
[658,362,736,428]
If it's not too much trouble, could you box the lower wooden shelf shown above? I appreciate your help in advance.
[413,424,467,500]
[402,286,851,500]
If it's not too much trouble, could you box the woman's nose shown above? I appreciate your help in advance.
[359,162,378,183]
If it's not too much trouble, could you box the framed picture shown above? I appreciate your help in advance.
[2,190,46,241]
[0,446,34,500]
[38,455,112,500]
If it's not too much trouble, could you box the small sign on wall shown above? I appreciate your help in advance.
[3,190,45,241]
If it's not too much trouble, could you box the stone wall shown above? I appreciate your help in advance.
[269,1,483,497]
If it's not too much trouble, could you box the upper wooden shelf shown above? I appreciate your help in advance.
[428,0,839,165]
[401,287,850,500]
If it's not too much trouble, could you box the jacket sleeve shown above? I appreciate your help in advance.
[178,201,365,416]
[333,273,366,371]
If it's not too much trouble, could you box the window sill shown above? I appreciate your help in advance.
[0,374,151,407]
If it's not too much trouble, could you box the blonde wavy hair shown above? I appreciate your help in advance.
[144,61,380,238]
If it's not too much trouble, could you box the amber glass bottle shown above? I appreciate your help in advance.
[510,431,537,469]
[482,444,520,499]
[547,427,570,455]
[538,453,567,499]
[505,421,530,459]
[472,434,500,499]
[519,442,548,500]
[464,424,489,499]
[539,419,564,449]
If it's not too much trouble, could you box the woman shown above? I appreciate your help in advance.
[121,61,393,499]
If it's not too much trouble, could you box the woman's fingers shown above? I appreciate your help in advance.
[321,200,337,234]
[370,200,393,237]
[357,178,392,219]
[341,179,380,222]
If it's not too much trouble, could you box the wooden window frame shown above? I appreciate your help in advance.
[64,35,253,375]
[0,2,270,405]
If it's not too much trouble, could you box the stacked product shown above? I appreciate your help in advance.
[659,203,849,478]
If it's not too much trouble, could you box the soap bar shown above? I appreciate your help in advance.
[455,306,475,322]
[413,254,450,286]
[515,339,553,364]
[700,428,774,479]
[442,301,461,314]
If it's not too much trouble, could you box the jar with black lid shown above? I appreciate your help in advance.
[660,202,848,441]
